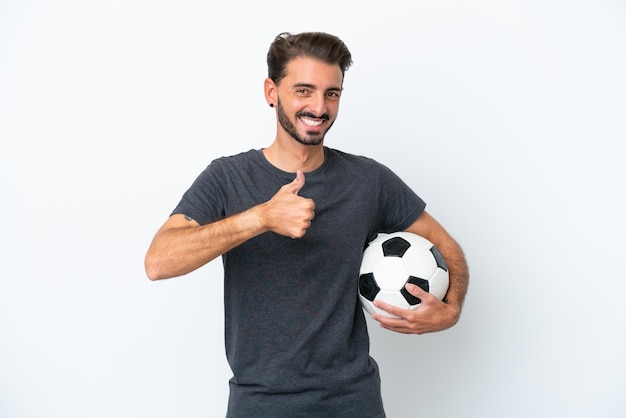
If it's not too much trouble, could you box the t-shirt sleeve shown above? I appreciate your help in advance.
[171,162,226,225]
[376,162,426,233]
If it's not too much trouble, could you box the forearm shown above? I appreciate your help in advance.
[439,238,469,311]
[404,211,469,317]
[145,208,265,280]
[145,172,315,281]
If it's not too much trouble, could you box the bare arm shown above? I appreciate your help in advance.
[144,170,314,280]
[405,211,469,310]
[372,210,469,334]
[145,210,263,280]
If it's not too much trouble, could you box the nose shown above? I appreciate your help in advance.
[308,92,327,117]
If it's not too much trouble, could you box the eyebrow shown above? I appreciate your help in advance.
[294,82,343,92]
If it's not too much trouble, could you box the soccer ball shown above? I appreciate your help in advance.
[358,231,449,318]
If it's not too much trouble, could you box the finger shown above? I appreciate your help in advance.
[404,283,439,306]
[371,302,421,334]
[288,170,305,195]
[404,282,427,298]
[373,300,408,320]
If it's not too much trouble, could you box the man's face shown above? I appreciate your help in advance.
[274,57,343,146]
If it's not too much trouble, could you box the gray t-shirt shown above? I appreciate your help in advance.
[172,147,425,418]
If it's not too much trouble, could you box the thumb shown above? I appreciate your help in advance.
[287,170,305,195]
[405,282,428,298]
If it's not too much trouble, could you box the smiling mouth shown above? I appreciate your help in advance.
[299,116,324,127]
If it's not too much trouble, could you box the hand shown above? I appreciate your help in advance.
[260,170,315,238]
[371,283,461,335]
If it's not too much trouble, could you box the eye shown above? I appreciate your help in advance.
[327,91,341,100]
[295,88,311,96]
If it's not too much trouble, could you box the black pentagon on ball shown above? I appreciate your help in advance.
[401,276,429,305]
[358,273,380,302]
[430,245,448,272]
[382,237,411,257]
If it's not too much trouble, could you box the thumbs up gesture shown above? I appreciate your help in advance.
[260,170,315,238]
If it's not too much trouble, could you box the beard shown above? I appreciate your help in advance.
[277,98,334,146]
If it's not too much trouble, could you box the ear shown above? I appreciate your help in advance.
[264,77,277,107]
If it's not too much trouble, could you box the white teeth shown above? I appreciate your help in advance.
[300,117,323,127]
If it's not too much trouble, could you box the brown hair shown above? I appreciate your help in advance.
[267,32,353,85]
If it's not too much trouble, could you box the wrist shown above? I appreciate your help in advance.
[248,204,270,236]
[444,301,462,327]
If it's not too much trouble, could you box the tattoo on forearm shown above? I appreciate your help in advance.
[184,215,194,222]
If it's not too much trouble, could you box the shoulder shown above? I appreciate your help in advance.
[325,147,384,170]
[200,149,264,176]
[325,147,395,179]
[210,149,260,168]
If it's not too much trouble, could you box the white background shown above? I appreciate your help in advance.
[1,1,625,417]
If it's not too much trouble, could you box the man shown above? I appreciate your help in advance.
[145,31,469,418]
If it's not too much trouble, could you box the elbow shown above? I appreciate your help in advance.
[144,256,165,281]
[145,265,160,281]
[145,254,183,281]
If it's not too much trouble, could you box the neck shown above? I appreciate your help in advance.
[263,138,325,173]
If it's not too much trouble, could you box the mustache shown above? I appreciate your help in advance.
[297,111,330,121]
